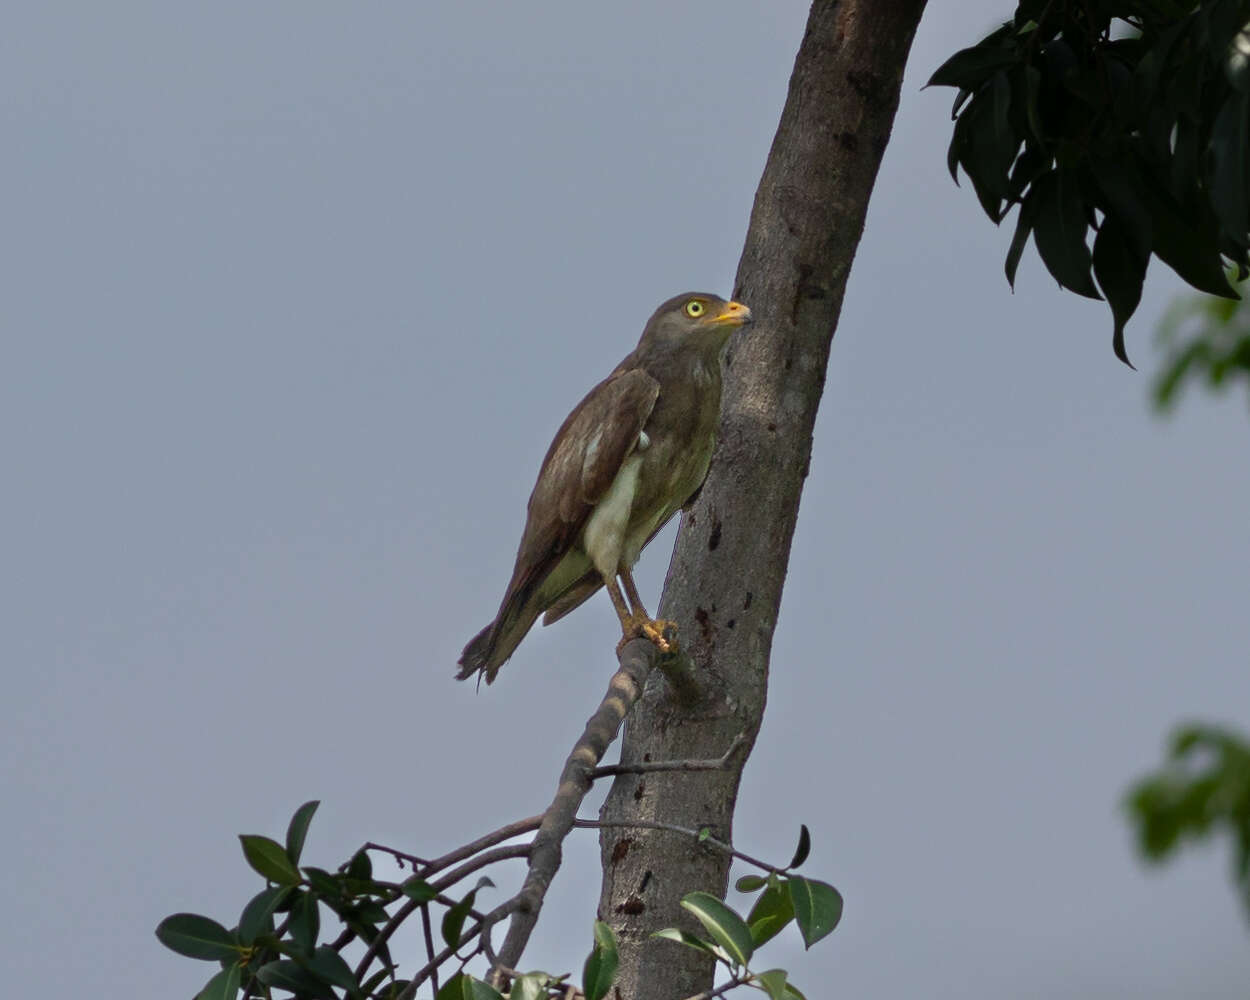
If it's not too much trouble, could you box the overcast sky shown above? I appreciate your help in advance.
[4,3,1249,998]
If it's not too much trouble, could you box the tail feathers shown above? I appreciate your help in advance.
[456,604,541,686]
[456,622,496,684]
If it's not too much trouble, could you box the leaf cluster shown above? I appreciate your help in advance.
[1125,723,1250,917]
[156,808,844,1000]
[157,802,528,1000]
[653,826,844,1000]
[930,0,1250,363]
[1152,271,1250,407]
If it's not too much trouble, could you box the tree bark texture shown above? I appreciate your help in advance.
[597,2,929,996]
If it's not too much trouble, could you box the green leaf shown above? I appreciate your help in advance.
[788,876,844,949]
[754,969,791,1000]
[747,881,796,947]
[302,866,341,899]
[401,876,437,903]
[582,921,619,1000]
[435,973,503,1000]
[308,945,363,998]
[285,800,320,865]
[680,892,754,967]
[1141,181,1237,298]
[789,825,812,870]
[735,874,768,893]
[1005,190,1037,289]
[237,886,287,945]
[195,964,242,1000]
[155,913,239,962]
[346,848,372,881]
[1209,92,1250,249]
[927,42,1018,90]
[511,974,550,1000]
[1031,171,1100,298]
[784,982,810,1000]
[288,890,321,956]
[1093,214,1149,367]
[239,835,301,887]
[652,927,719,956]
[441,887,480,950]
[255,958,334,997]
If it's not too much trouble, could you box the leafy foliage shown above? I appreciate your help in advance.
[158,805,839,999]
[1153,272,1250,408]
[930,0,1250,363]
[655,826,843,1000]
[1126,723,1250,917]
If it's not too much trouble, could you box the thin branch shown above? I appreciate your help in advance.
[683,975,747,1000]
[590,732,749,778]
[418,814,543,879]
[489,637,660,983]
[355,845,529,984]
[573,817,778,875]
[420,902,439,996]
[429,842,531,893]
[397,916,485,999]
[362,841,430,870]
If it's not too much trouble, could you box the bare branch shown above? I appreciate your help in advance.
[576,817,778,875]
[429,842,530,894]
[362,841,429,870]
[419,814,543,879]
[420,902,439,996]
[489,636,659,982]
[590,732,748,779]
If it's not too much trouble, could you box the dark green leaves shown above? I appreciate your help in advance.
[788,824,811,870]
[239,835,301,886]
[195,965,242,1000]
[1030,171,1100,299]
[582,921,619,1000]
[435,973,503,1000]
[931,2,1250,362]
[441,879,492,950]
[156,913,239,962]
[787,876,844,949]
[681,892,755,967]
[286,799,319,865]
[1126,723,1250,918]
[747,881,795,948]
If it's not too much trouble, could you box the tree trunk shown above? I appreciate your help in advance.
[597,2,929,995]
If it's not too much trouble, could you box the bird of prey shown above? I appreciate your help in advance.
[457,292,752,684]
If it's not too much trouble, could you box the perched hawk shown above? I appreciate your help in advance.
[457,292,751,685]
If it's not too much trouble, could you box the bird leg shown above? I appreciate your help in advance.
[617,567,677,653]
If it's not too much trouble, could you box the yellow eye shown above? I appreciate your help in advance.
[684,300,705,318]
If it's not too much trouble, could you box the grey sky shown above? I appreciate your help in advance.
[4,2,1248,997]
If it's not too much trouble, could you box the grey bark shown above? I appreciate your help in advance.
[597,2,929,996]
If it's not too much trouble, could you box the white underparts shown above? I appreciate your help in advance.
[583,453,642,580]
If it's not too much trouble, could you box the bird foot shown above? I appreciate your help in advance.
[617,615,678,655]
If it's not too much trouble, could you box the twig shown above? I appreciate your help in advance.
[362,841,429,870]
[571,817,778,874]
[489,637,660,984]
[418,814,543,879]
[429,842,531,894]
[590,732,748,778]
[397,915,489,999]
[420,902,438,996]
[354,845,529,984]
[683,975,747,1000]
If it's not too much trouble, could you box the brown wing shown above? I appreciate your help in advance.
[461,367,660,679]
[506,366,660,606]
